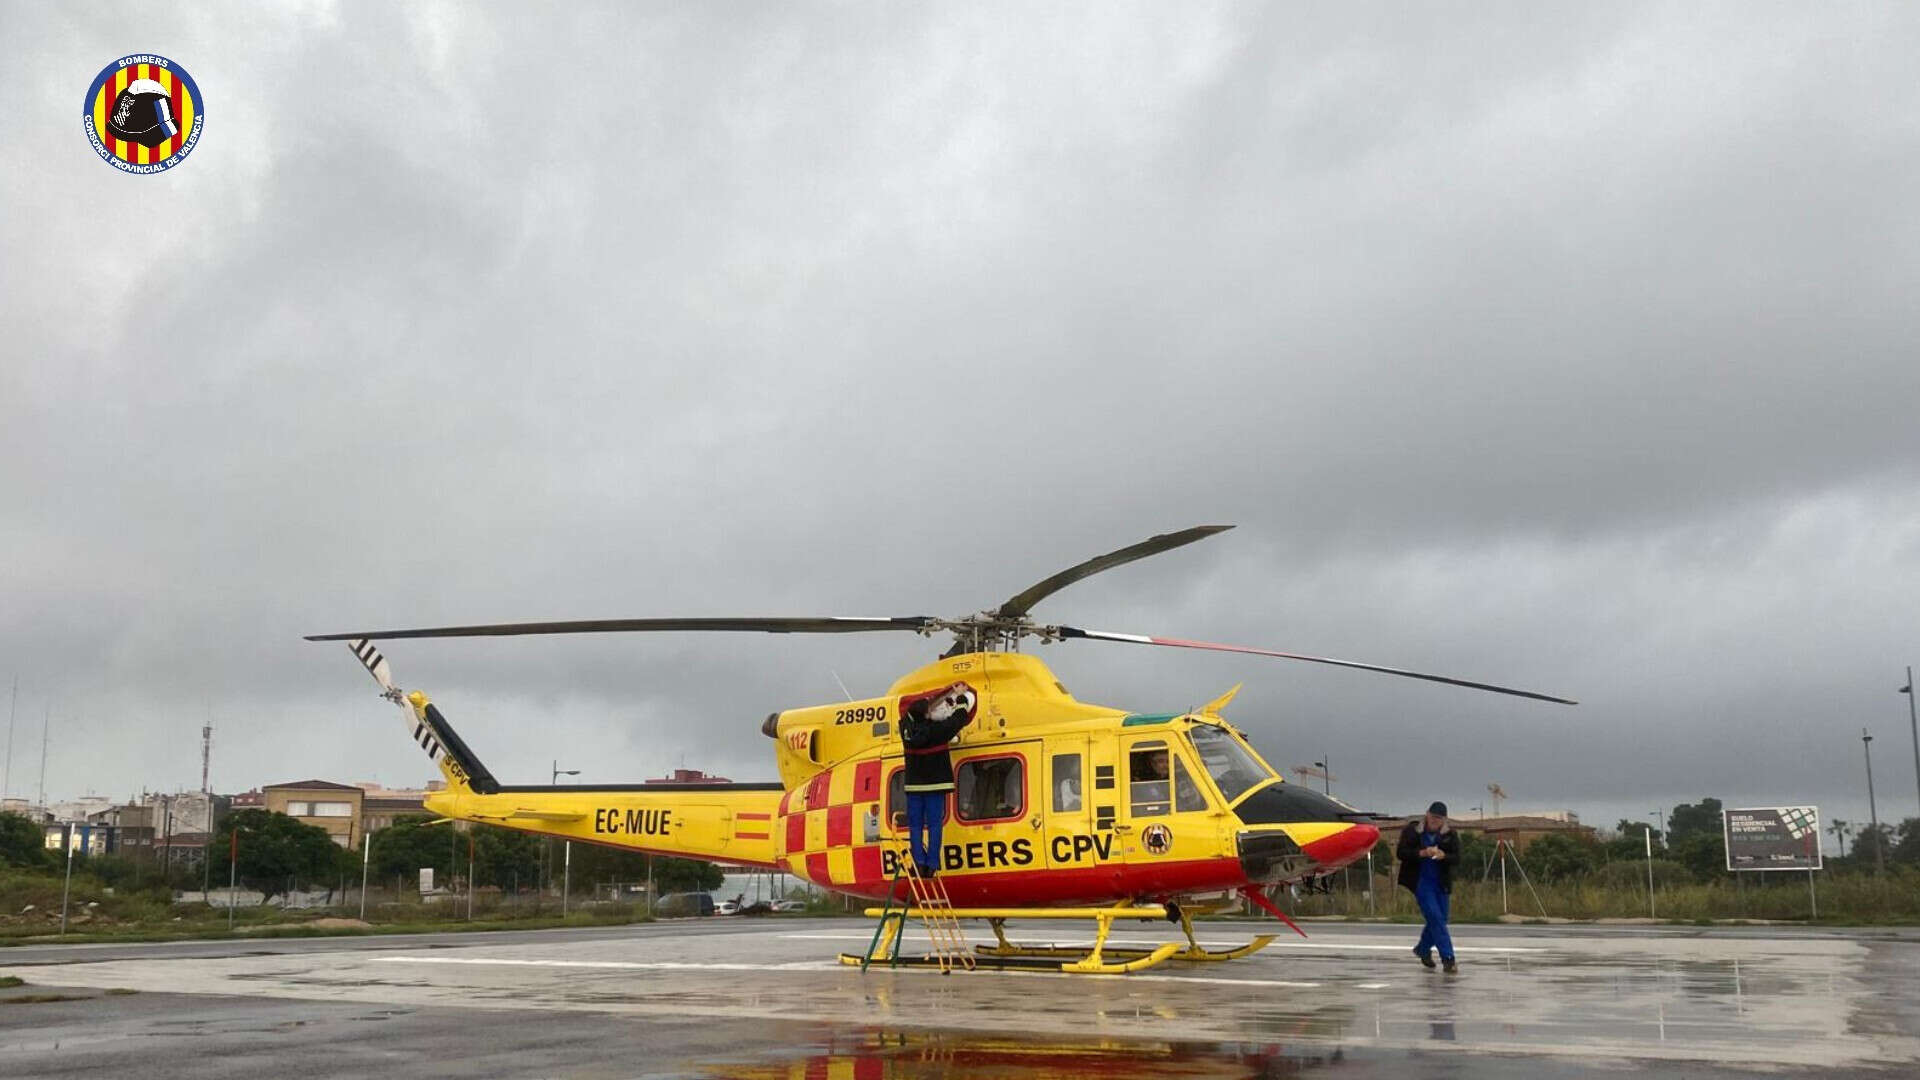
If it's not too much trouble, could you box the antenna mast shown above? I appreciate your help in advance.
[201,720,213,795]
[37,704,50,809]
[2,676,15,805]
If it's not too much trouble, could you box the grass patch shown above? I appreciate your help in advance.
[0,866,670,946]
[0,976,23,988]
[1,993,88,1005]
[0,905,658,947]
[104,988,137,996]
[1255,865,1920,925]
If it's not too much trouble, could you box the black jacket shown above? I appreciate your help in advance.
[1396,819,1462,894]
[900,702,972,792]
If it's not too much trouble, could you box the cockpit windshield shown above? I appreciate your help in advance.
[1188,723,1274,804]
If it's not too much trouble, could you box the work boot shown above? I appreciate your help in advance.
[1416,951,1436,969]
[1442,959,1459,974]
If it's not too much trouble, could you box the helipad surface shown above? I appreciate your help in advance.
[3,918,1916,1077]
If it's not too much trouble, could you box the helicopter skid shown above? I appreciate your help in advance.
[1175,934,1276,962]
[847,903,1274,975]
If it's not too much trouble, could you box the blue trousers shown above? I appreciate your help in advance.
[1414,878,1454,962]
[906,791,946,873]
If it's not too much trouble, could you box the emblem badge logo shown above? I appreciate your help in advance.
[1142,823,1173,855]
[84,55,203,173]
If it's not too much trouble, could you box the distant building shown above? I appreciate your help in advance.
[141,791,225,864]
[263,780,365,848]
[1371,810,1595,853]
[46,795,114,823]
[37,793,225,863]
[43,799,143,856]
[649,768,733,785]
[139,790,217,836]
[1456,814,1596,852]
[251,779,438,846]
[44,822,112,855]
[359,783,429,831]
[230,788,265,808]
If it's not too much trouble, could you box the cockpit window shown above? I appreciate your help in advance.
[1188,723,1273,804]
[1128,742,1215,817]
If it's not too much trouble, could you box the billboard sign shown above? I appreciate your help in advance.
[1723,806,1821,872]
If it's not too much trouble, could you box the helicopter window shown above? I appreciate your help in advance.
[954,756,1025,823]
[1052,754,1082,812]
[1188,724,1273,804]
[1128,743,1173,817]
[1174,758,1208,812]
[886,765,945,830]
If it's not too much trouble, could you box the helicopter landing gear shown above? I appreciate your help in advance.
[845,901,1282,975]
[1173,903,1276,962]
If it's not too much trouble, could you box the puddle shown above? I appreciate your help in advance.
[690,1029,1347,1079]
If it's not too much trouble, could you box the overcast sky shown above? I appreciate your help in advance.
[3,2,1917,849]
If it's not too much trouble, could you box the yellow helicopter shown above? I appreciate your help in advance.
[310,526,1573,974]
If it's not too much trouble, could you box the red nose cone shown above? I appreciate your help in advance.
[1301,823,1379,868]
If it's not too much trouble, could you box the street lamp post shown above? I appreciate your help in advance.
[1902,667,1919,818]
[59,826,76,934]
[1863,729,1884,875]
[1312,758,1330,796]
[1642,822,1657,920]
[549,761,579,905]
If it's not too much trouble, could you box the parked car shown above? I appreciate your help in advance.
[769,900,806,913]
[654,892,716,917]
[715,899,740,916]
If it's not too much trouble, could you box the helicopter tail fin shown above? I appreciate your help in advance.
[343,639,501,795]
[404,690,502,795]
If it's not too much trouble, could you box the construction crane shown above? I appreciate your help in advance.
[1291,763,1336,795]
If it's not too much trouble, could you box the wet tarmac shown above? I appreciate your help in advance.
[3,918,1916,1077]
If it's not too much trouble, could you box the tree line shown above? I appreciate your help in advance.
[1371,798,1920,885]
[0,809,722,905]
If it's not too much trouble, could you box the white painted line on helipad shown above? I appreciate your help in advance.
[375,956,836,972]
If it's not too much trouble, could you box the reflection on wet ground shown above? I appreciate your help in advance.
[702,1029,1345,1079]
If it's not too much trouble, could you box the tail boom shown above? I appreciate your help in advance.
[429,784,784,869]
[341,640,783,868]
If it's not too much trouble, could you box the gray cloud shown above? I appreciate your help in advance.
[3,2,1917,842]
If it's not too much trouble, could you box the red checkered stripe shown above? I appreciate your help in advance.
[777,758,891,889]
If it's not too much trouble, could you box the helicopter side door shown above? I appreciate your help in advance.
[1117,731,1215,873]
[1040,736,1104,873]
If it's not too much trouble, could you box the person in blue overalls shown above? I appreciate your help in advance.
[1397,801,1462,973]
[898,682,977,878]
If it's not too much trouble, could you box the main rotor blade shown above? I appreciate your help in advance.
[1052,626,1578,705]
[306,616,937,642]
[994,525,1234,619]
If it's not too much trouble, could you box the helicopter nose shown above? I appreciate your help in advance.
[1297,822,1379,868]
[1236,821,1380,884]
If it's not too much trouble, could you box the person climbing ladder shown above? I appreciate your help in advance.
[897,682,978,877]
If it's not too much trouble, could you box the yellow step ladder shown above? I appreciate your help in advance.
[903,868,974,973]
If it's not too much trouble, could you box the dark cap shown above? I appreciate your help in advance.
[1427,801,1448,817]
